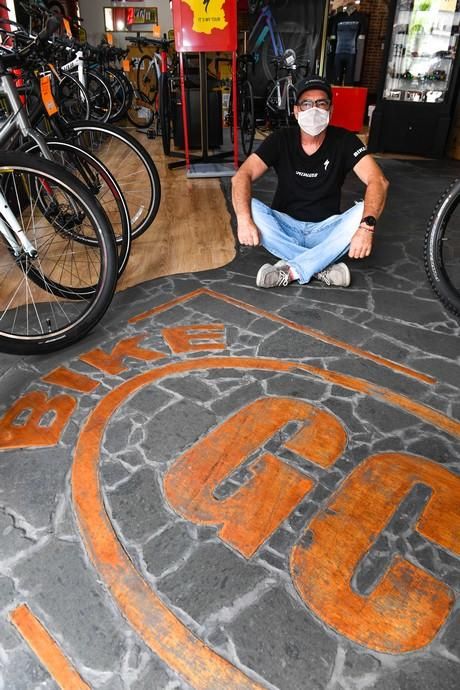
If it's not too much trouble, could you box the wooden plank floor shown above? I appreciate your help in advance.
[116,130,237,293]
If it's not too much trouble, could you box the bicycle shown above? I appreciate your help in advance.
[0,45,131,277]
[0,151,118,354]
[248,3,284,81]
[247,1,312,82]
[264,48,300,128]
[227,53,256,157]
[131,33,177,155]
[3,9,161,241]
[424,178,460,317]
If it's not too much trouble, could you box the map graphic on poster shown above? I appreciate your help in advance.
[182,0,227,33]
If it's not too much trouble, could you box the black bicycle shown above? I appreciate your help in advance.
[227,54,256,157]
[424,178,460,317]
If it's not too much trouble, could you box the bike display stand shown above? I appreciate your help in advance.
[169,0,238,177]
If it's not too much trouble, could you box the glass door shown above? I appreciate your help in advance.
[383,0,460,104]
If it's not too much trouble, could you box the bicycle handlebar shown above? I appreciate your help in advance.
[125,34,174,50]
[0,15,60,69]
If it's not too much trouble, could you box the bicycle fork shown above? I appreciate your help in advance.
[0,188,38,257]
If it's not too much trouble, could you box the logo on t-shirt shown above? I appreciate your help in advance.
[296,171,318,178]
[353,146,367,158]
[324,159,330,170]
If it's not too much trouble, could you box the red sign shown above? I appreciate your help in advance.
[171,0,237,52]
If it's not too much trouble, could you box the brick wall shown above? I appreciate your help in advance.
[357,0,390,99]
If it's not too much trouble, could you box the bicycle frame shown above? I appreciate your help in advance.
[0,186,38,256]
[266,73,295,114]
[0,71,52,154]
[248,5,284,58]
[60,49,86,88]
[0,70,59,257]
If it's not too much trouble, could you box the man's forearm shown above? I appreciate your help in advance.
[231,171,253,222]
[362,176,389,220]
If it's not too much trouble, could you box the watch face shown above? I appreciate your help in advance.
[362,216,376,226]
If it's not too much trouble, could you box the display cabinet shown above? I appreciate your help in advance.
[368,0,460,157]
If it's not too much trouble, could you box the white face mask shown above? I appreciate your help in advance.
[297,107,330,136]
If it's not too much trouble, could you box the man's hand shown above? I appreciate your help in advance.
[348,227,373,259]
[237,220,260,246]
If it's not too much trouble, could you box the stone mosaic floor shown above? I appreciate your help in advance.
[0,157,459,689]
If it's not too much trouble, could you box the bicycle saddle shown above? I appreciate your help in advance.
[282,49,296,69]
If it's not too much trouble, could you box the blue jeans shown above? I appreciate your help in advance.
[251,198,364,284]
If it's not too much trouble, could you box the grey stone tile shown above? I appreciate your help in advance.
[226,587,337,690]
[13,540,126,671]
[0,447,69,530]
[371,658,460,690]
[108,466,172,542]
[142,399,217,463]
[143,522,194,577]
[157,542,268,625]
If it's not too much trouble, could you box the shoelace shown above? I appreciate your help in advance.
[315,269,331,286]
[277,270,290,287]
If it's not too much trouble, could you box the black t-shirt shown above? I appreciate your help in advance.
[254,125,368,222]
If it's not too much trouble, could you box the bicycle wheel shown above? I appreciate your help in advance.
[85,70,113,123]
[264,79,279,128]
[105,67,128,122]
[22,140,131,278]
[240,80,255,156]
[285,81,297,127]
[55,73,90,123]
[137,54,158,101]
[159,73,172,155]
[424,179,460,317]
[0,152,118,354]
[64,121,161,240]
[126,86,155,129]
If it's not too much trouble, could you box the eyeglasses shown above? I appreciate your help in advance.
[297,98,331,111]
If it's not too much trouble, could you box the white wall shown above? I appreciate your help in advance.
[78,0,173,46]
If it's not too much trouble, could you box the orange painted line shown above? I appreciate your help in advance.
[43,367,99,394]
[128,288,436,385]
[128,289,205,324]
[72,357,459,689]
[10,604,90,689]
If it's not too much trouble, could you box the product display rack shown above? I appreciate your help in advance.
[369,0,460,157]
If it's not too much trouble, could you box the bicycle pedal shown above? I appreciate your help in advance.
[146,129,156,139]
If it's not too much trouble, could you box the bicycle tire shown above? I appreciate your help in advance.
[423,178,460,317]
[0,152,118,354]
[64,121,161,240]
[86,70,113,123]
[22,139,131,278]
[137,54,158,101]
[105,67,128,122]
[55,73,90,123]
[159,73,171,155]
[126,87,155,129]
[240,80,255,156]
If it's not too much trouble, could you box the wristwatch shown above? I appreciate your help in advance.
[360,215,377,228]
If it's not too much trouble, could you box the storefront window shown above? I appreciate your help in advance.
[383,0,460,103]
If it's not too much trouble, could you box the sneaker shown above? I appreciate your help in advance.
[256,262,291,288]
[314,262,351,287]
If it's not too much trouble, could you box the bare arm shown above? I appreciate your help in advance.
[231,153,268,246]
[348,154,389,260]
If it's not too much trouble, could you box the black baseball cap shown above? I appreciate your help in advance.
[295,76,332,102]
